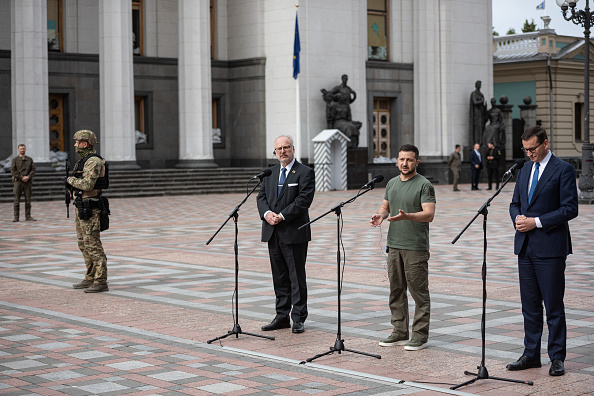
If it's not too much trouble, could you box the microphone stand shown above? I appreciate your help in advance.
[299,183,381,364]
[450,171,533,390]
[206,177,275,344]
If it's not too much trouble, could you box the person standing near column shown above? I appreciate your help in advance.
[486,142,501,190]
[370,144,436,351]
[11,144,36,222]
[507,126,578,376]
[257,135,315,334]
[469,143,483,190]
[448,144,462,191]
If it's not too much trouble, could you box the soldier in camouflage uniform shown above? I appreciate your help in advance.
[65,130,109,293]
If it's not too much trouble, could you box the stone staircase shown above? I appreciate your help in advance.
[0,168,264,202]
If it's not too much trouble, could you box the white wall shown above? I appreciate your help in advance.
[264,0,368,160]
[439,0,493,154]
[226,0,264,60]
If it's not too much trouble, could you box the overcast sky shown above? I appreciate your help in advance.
[492,0,585,37]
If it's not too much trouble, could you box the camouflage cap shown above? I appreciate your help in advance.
[73,129,98,146]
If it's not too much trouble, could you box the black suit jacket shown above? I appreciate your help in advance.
[257,161,315,244]
[509,154,578,257]
[470,149,483,170]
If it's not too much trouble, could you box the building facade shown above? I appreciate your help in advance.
[493,21,594,169]
[0,0,493,182]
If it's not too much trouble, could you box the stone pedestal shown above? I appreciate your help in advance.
[347,148,368,190]
[519,104,538,131]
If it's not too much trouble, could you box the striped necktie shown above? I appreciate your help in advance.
[278,167,286,196]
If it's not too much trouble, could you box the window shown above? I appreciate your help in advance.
[132,0,144,55]
[49,94,65,152]
[575,101,584,141]
[367,0,388,61]
[373,98,390,158]
[47,0,63,52]
[135,96,147,144]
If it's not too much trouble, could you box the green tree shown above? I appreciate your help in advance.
[506,28,516,35]
[522,19,538,33]
[493,26,499,36]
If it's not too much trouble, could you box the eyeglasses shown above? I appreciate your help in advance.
[275,145,293,152]
[521,141,543,154]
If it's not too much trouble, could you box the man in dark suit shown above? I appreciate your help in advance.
[508,125,578,376]
[469,143,483,190]
[257,135,315,334]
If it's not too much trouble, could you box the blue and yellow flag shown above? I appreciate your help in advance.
[536,1,545,10]
[293,12,300,79]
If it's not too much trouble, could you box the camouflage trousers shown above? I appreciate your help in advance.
[75,207,107,284]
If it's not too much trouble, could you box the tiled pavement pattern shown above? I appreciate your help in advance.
[1,182,593,395]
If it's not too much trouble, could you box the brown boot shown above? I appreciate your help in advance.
[84,283,109,293]
[25,216,36,221]
[13,205,19,222]
[72,280,94,289]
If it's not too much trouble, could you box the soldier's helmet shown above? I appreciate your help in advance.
[73,130,98,146]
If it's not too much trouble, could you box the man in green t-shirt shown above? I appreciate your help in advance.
[370,144,436,351]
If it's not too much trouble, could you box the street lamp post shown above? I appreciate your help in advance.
[557,0,594,203]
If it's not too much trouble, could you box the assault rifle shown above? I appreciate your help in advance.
[65,158,71,218]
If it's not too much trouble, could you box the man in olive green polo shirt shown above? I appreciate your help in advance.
[370,144,436,351]
[11,144,36,222]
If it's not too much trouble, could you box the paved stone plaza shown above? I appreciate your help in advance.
[1,182,593,395]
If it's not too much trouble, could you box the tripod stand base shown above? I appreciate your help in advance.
[301,338,381,364]
[207,323,275,344]
[450,366,533,390]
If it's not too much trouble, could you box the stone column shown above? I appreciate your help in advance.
[11,0,51,169]
[176,0,216,168]
[519,98,538,132]
[99,1,138,169]
[413,0,441,156]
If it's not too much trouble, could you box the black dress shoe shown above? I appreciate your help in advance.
[549,359,565,376]
[292,321,305,333]
[506,355,542,371]
[261,317,290,331]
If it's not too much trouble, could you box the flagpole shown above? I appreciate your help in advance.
[294,4,301,161]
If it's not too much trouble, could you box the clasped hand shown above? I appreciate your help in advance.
[515,215,536,232]
[265,212,283,226]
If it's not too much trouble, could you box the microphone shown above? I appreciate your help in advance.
[250,168,273,180]
[362,174,384,189]
[503,159,526,178]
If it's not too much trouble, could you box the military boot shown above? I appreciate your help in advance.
[84,283,109,293]
[13,205,19,222]
[72,279,94,289]
[25,204,35,221]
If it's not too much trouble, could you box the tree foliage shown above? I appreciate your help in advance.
[493,26,499,36]
[522,19,538,33]
[506,28,516,35]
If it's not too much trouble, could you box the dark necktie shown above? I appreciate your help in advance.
[528,163,540,204]
[278,167,286,196]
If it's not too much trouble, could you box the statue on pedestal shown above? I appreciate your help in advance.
[483,97,505,148]
[469,80,486,145]
[321,75,361,148]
